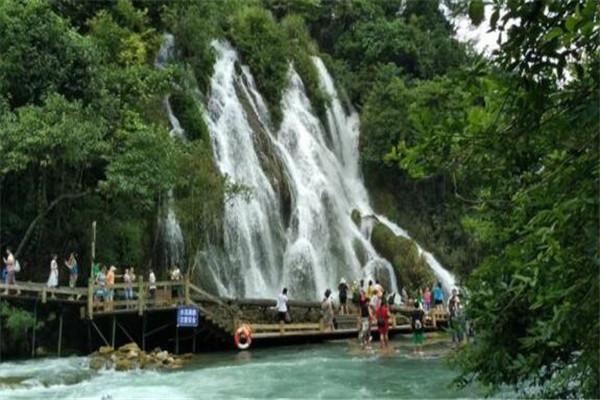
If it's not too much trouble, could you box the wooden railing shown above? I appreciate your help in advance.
[86,278,190,319]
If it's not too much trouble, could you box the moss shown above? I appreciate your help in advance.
[352,238,367,266]
[351,209,362,227]
[282,15,330,126]
[169,89,209,142]
[370,222,434,290]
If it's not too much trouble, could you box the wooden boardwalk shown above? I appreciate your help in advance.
[0,281,449,353]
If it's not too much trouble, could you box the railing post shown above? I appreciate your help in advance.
[138,276,145,316]
[184,277,190,305]
[87,278,93,320]
[42,287,47,304]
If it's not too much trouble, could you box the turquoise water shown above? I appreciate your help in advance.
[0,337,483,399]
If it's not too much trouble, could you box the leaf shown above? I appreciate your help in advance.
[565,15,579,32]
[468,0,485,26]
[544,27,563,42]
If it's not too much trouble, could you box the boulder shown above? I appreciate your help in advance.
[165,356,175,365]
[89,357,106,370]
[99,346,114,355]
[126,350,139,359]
[115,359,133,371]
[155,350,169,362]
[118,342,140,353]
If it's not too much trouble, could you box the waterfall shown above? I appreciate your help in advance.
[192,39,456,299]
[157,34,185,270]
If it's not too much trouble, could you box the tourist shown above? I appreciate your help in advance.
[106,266,116,310]
[448,288,463,345]
[338,278,348,315]
[416,288,424,308]
[149,269,157,299]
[423,286,432,312]
[358,288,370,348]
[170,265,183,303]
[411,301,425,355]
[123,268,133,306]
[64,252,79,289]
[366,280,375,299]
[401,286,408,304]
[433,282,444,310]
[94,265,107,304]
[376,297,390,349]
[47,254,59,294]
[3,247,20,295]
[91,262,101,281]
[276,287,289,324]
[321,289,335,331]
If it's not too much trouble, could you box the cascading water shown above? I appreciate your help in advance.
[196,39,455,299]
[157,34,185,270]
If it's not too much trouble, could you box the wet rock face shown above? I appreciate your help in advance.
[370,222,434,291]
[88,343,192,371]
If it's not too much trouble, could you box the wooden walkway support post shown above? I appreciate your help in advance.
[87,278,94,320]
[111,315,116,348]
[57,309,63,357]
[31,300,37,357]
[137,276,145,316]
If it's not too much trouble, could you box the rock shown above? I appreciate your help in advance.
[155,351,169,362]
[181,353,193,360]
[35,346,48,357]
[118,342,140,353]
[99,346,114,355]
[351,209,361,227]
[115,359,133,371]
[89,357,106,370]
[370,222,435,290]
[126,350,139,359]
[165,356,175,365]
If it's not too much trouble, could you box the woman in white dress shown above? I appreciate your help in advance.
[47,254,58,289]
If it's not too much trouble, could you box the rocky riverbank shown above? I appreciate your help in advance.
[89,343,192,371]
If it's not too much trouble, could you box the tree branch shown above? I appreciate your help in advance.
[15,190,91,258]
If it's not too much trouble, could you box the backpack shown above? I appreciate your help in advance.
[415,319,422,330]
[14,260,21,273]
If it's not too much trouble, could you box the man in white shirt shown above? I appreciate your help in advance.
[276,288,288,325]
[149,270,156,299]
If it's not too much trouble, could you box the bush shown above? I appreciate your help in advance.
[228,6,289,126]
[169,90,209,142]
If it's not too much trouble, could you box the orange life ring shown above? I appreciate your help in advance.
[234,324,252,350]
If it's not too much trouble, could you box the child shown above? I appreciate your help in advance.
[411,301,425,355]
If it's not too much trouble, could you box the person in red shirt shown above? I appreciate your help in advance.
[376,297,390,349]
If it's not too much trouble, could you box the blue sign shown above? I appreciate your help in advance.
[177,306,200,328]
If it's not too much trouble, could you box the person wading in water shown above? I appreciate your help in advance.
[411,301,425,355]
[338,278,348,315]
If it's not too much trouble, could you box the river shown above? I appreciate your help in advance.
[0,336,484,399]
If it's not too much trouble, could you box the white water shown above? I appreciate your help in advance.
[157,34,185,270]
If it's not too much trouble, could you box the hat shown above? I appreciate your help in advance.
[110,266,116,271]
[340,277,346,284]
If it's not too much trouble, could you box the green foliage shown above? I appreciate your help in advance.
[169,90,209,142]
[174,140,225,265]
[0,302,42,349]
[0,0,97,108]
[281,14,329,123]
[228,6,289,125]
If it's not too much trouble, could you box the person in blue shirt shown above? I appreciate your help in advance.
[433,282,444,310]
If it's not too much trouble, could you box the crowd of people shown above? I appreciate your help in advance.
[276,278,469,353]
[0,247,186,309]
